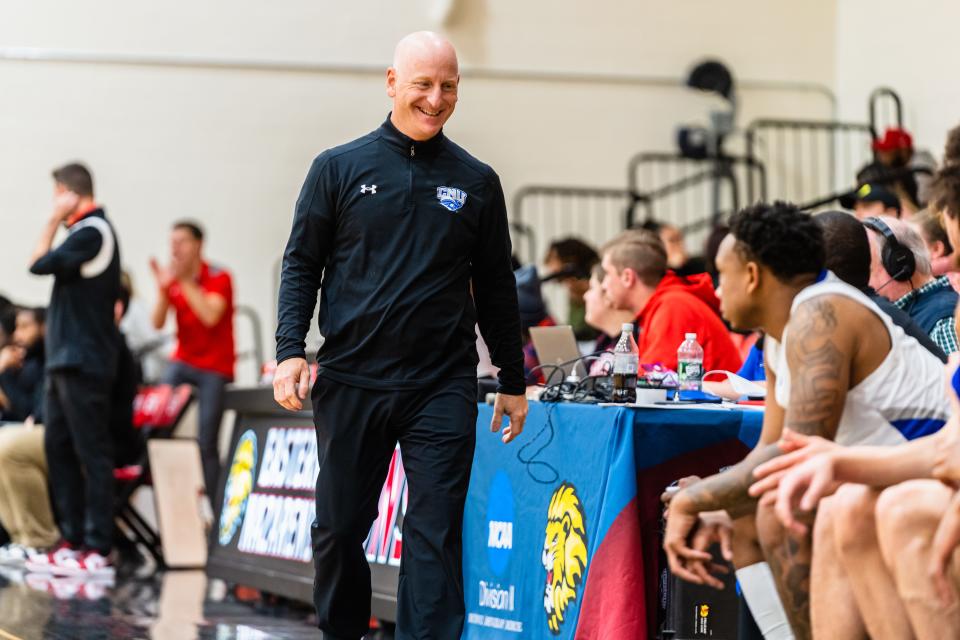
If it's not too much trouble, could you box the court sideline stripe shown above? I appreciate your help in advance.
[0,628,24,640]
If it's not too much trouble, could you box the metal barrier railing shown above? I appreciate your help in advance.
[509,171,745,268]
[510,185,650,264]
[235,304,265,383]
[626,152,766,249]
[513,87,904,265]
[745,118,875,205]
[798,166,934,212]
[869,87,903,137]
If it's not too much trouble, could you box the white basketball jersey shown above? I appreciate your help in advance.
[765,272,949,445]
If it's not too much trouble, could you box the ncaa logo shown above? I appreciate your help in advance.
[436,186,467,212]
[486,470,514,576]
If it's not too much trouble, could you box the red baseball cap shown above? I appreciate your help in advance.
[873,127,913,152]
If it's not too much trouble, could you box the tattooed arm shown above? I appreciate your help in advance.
[778,296,849,440]
[675,297,851,513]
[759,296,856,640]
[662,354,787,585]
[664,296,855,591]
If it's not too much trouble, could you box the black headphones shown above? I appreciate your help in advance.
[862,216,916,282]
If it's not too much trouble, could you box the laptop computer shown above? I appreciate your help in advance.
[529,325,588,382]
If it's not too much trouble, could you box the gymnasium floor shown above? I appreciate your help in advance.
[0,560,394,640]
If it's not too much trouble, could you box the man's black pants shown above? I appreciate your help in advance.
[311,376,478,640]
[45,370,115,553]
[161,360,228,496]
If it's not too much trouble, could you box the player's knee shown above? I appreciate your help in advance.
[755,500,786,555]
[830,484,878,555]
[876,480,948,547]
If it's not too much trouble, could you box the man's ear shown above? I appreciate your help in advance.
[621,267,637,288]
[745,261,761,295]
[386,68,397,98]
[933,240,946,260]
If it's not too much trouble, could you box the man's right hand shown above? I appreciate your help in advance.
[663,490,716,586]
[52,190,79,222]
[149,257,174,291]
[685,510,735,590]
[273,357,310,411]
[0,346,24,373]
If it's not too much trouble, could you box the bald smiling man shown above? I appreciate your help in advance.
[274,32,528,639]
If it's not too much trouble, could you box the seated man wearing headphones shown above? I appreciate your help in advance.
[865,215,960,355]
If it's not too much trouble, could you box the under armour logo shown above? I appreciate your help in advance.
[360,184,377,194]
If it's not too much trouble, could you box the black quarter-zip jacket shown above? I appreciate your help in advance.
[276,116,524,394]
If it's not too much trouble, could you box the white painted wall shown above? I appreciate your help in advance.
[835,0,960,161]
[0,1,837,380]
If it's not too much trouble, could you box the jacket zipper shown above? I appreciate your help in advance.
[407,144,415,212]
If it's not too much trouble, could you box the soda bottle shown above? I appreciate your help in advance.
[677,333,704,391]
[612,323,639,403]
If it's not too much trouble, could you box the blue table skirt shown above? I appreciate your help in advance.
[462,402,762,639]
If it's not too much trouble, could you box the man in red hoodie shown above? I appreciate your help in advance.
[600,229,741,372]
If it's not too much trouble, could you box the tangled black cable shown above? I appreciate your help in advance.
[514,352,617,484]
[538,375,612,404]
[515,401,559,485]
[525,350,610,387]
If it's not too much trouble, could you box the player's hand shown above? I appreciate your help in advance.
[933,424,960,484]
[686,510,735,589]
[52,190,79,221]
[491,393,527,444]
[664,489,716,586]
[929,492,960,607]
[273,357,310,411]
[748,428,839,502]
[149,257,174,291]
[756,452,840,537]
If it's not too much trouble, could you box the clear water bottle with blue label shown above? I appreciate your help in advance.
[612,323,639,403]
[677,332,704,392]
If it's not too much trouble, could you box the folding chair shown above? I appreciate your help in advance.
[114,384,193,566]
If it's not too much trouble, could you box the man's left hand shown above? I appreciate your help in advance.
[491,393,527,444]
[664,490,716,586]
[933,424,960,483]
[171,257,196,283]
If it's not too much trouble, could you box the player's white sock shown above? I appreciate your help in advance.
[736,562,795,640]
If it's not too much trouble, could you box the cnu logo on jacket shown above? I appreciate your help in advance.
[436,186,467,212]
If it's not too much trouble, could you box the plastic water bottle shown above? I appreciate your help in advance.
[677,333,704,391]
[612,323,639,403]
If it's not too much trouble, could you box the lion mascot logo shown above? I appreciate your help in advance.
[218,430,257,546]
[542,482,588,634]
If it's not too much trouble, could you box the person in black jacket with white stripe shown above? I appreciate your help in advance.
[273,32,528,640]
[26,163,121,578]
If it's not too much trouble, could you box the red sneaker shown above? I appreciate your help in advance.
[24,542,79,574]
[50,549,115,579]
